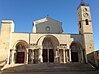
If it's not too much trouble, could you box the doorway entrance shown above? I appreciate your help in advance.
[16,52,25,63]
[70,42,83,62]
[71,52,78,62]
[42,35,59,63]
[43,49,54,63]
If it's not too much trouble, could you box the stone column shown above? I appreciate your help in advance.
[83,49,88,63]
[39,48,43,63]
[81,50,84,63]
[26,49,29,64]
[65,50,68,62]
[31,49,34,64]
[69,49,71,62]
[55,49,58,63]
[63,49,66,63]
[11,50,15,64]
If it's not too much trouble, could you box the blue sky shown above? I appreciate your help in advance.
[0,0,99,50]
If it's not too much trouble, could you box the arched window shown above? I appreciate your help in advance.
[85,19,89,25]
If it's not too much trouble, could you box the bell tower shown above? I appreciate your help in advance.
[77,0,93,34]
[77,0,95,63]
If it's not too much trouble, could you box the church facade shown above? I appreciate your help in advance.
[0,2,95,65]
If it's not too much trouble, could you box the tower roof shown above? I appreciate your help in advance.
[77,0,89,9]
[80,0,89,6]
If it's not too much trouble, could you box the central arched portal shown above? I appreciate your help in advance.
[42,36,59,63]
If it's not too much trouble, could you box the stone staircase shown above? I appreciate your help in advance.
[0,63,99,74]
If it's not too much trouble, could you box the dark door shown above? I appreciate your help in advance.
[43,49,48,62]
[71,52,78,62]
[16,52,25,63]
[49,49,54,62]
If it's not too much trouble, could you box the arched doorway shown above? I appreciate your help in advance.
[70,42,83,62]
[42,35,59,63]
[15,41,28,63]
[42,37,54,62]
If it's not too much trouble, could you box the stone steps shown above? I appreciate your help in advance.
[1,63,98,74]
[1,71,99,74]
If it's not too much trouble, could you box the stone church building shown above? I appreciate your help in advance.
[0,1,95,66]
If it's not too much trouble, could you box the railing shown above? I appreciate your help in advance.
[0,59,7,71]
[0,60,7,66]
[88,60,98,70]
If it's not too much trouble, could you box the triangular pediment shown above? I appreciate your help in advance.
[34,17,62,24]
